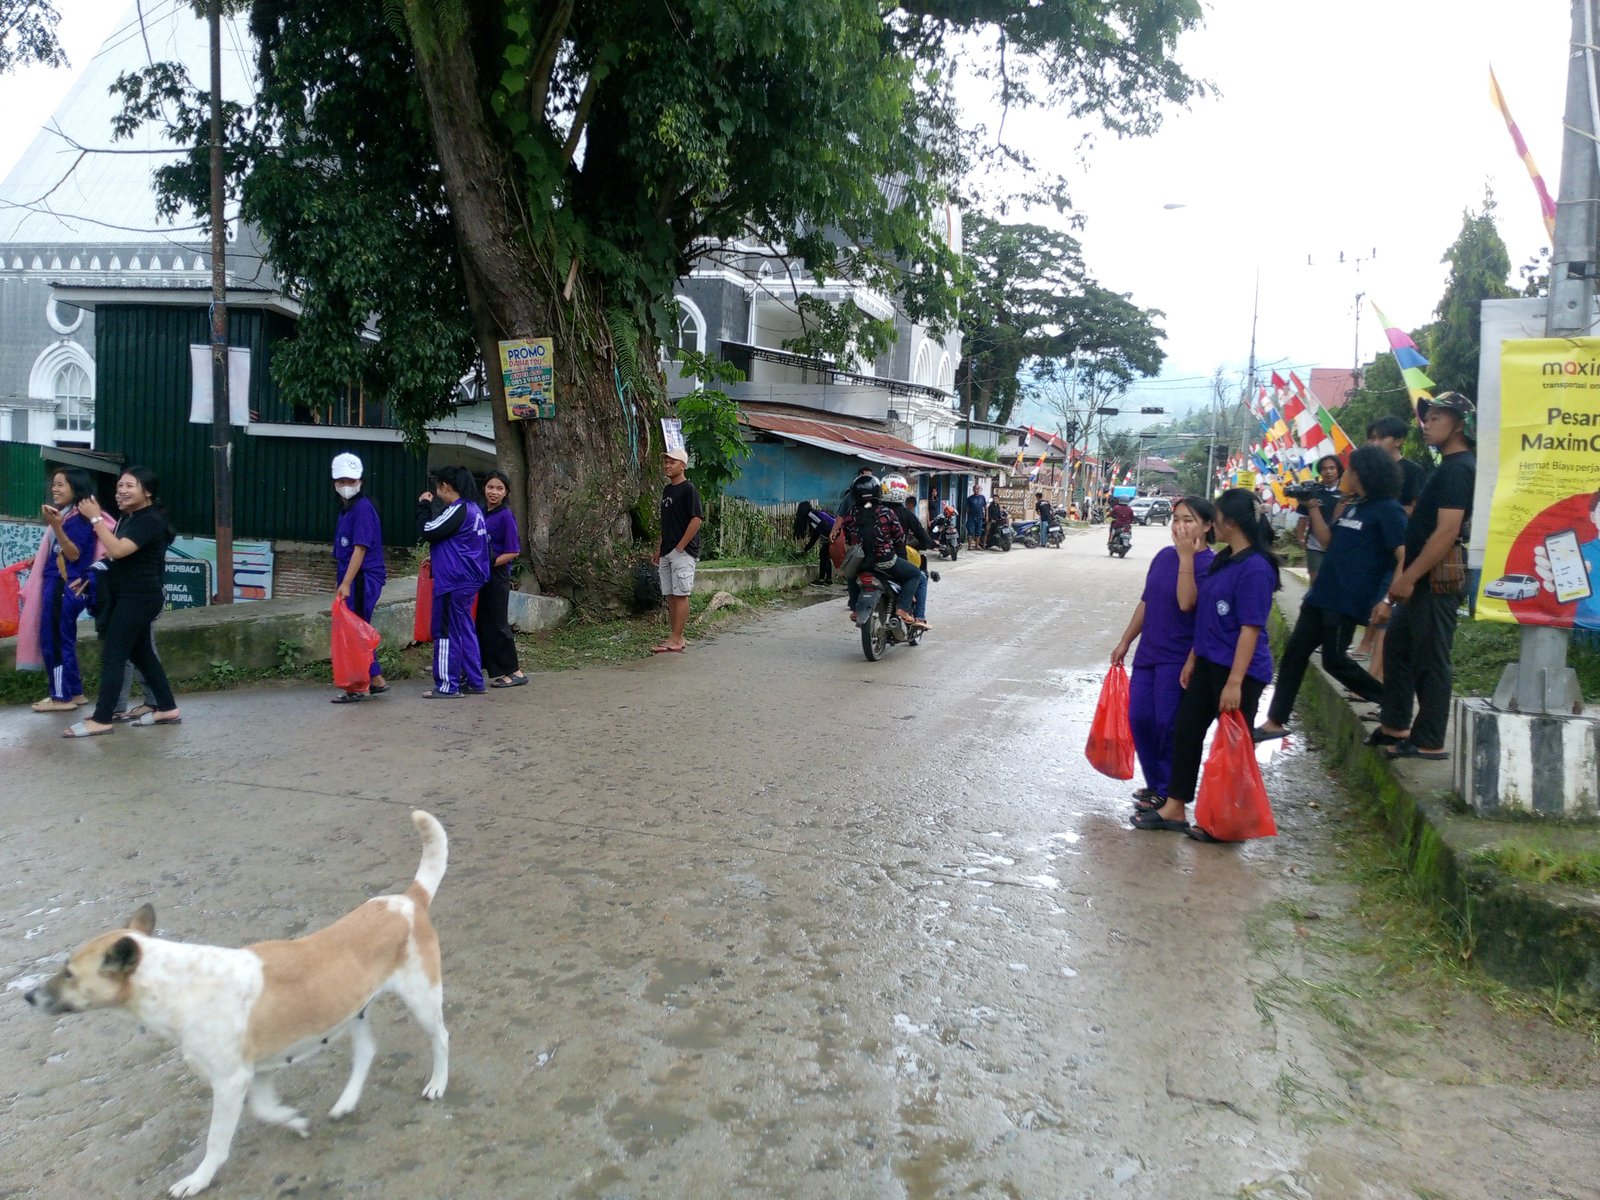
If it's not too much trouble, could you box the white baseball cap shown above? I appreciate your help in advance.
[331,452,364,480]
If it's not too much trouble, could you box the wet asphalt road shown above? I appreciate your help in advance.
[4,526,1598,1200]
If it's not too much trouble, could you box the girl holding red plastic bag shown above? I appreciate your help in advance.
[1133,489,1279,837]
[1109,496,1216,810]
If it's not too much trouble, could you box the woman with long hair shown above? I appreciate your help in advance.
[1255,446,1405,743]
[63,467,182,737]
[792,500,836,585]
[417,464,490,698]
[25,468,100,712]
[1133,488,1278,836]
[1110,496,1216,811]
[478,469,527,687]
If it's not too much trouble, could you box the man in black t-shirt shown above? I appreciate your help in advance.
[652,448,704,653]
[1372,393,1476,760]
[1367,415,1427,515]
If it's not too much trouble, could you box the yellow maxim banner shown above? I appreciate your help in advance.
[1477,338,1600,629]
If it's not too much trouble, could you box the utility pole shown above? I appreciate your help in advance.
[1495,0,1596,713]
[207,0,234,604]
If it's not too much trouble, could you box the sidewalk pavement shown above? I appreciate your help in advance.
[1273,570,1600,1005]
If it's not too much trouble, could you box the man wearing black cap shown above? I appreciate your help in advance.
[1369,392,1476,761]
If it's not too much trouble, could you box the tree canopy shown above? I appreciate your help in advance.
[957,213,1165,424]
[0,0,64,75]
[1427,190,1516,399]
[114,0,1207,603]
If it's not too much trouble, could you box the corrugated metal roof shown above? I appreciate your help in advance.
[743,409,997,473]
[0,3,255,244]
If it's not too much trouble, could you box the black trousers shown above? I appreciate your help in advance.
[816,538,832,584]
[92,592,176,724]
[476,570,520,678]
[1379,588,1459,748]
[1166,657,1267,805]
[1267,600,1382,725]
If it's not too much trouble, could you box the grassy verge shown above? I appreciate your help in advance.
[1452,617,1600,698]
[1471,840,1600,888]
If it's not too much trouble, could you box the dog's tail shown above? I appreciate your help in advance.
[410,810,448,903]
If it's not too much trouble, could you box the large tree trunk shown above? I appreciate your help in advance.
[407,25,657,609]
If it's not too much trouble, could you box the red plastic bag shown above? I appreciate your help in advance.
[1193,710,1277,841]
[0,562,26,639]
[331,597,382,693]
[413,560,433,644]
[1084,663,1136,779]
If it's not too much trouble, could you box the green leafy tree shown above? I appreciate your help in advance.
[0,0,64,74]
[115,0,1205,606]
[670,350,749,505]
[1427,191,1515,400]
[1340,349,1423,454]
[957,213,1165,424]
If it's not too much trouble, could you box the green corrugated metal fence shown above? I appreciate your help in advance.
[0,442,49,519]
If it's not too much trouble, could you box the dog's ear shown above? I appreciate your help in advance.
[101,936,142,977]
[125,904,155,934]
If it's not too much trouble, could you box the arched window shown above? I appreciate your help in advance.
[913,341,936,386]
[54,363,93,433]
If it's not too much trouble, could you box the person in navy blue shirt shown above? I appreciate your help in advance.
[330,452,389,703]
[32,468,99,712]
[477,469,527,688]
[1135,488,1279,835]
[417,465,490,698]
[1256,446,1406,742]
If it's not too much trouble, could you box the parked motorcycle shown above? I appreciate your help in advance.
[928,506,960,561]
[855,566,940,662]
[985,519,1014,552]
[1014,519,1065,549]
[1108,525,1133,558]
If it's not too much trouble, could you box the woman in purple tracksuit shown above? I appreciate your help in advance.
[417,465,490,699]
[32,468,99,712]
[331,452,389,703]
[477,469,527,688]
[1110,496,1216,811]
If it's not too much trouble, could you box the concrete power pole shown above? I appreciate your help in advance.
[1495,0,1597,713]
[207,0,234,603]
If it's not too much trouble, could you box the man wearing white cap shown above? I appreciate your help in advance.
[331,452,389,701]
[651,447,703,653]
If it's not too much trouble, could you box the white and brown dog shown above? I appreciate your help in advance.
[26,810,449,1197]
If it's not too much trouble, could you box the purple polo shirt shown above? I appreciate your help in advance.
[334,495,386,587]
[1194,549,1276,683]
[485,504,520,565]
[1133,545,1216,668]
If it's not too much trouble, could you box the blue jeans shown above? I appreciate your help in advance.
[883,557,927,619]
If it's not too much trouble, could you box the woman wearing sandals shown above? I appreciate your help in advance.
[24,469,99,713]
[1111,496,1216,814]
[1133,489,1278,838]
[63,467,182,737]
[477,469,527,689]
[330,452,390,704]
[417,465,490,698]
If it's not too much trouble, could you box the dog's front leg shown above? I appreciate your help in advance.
[329,1007,377,1120]
[169,1070,249,1198]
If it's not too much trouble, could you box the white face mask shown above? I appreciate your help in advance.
[336,484,361,500]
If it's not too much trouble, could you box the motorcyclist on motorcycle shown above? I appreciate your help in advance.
[838,474,928,629]
[985,497,1010,549]
[881,474,933,629]
[1108,497,1135,550]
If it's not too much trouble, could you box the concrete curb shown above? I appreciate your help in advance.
[1270,590,1600,1004]
[692,564,812,594]
[0,576,572,683]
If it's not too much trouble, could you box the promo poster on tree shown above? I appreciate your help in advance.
[498,337,556,420]
[1477,338,1600,630]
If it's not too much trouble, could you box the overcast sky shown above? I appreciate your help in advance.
[0,1,1575,434]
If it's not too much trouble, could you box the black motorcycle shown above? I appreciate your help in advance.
[1108,525,1133,558]
[1014,519,1064,549]
[928,511,960,561]
[855,565,939,662]
[985,519,1014,552]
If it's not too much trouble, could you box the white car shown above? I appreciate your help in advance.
[1483,573,1540,601]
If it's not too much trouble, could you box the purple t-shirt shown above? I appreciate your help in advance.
[334,495,386,587]
[1134,544,1216,667]
[1193,549,1276,683]
[485,505,520,568]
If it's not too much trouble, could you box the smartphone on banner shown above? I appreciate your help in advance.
[1543,529,1594,605]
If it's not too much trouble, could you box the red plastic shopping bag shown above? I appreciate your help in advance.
[0,562,25,638]
[331,597,382,693]
[413,559,433,644]
[1192,710,1277,841]
[1084,663,1136,779]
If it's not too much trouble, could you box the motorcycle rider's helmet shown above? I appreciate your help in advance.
[850,473,882,504]
[882,474,912,505]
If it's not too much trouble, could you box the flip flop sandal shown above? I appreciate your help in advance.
[1365,728,1405,747]
[1358,710,1381,723]
[62,721,114,738]
[330,691,370,704]
[1383,741,1449,761]
[421,690,461,699]
[462,686,488,695]
[490,675,530,688]
[650,644,685,653]
[1130,810,1190,833]
[1133,795,1165,813]
[1185,826,1230,843]
[369,683,391,695]
[1252,725,1288,744]
[31,699,79,712]
[128,712,182,726]
[113,705,155,722]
